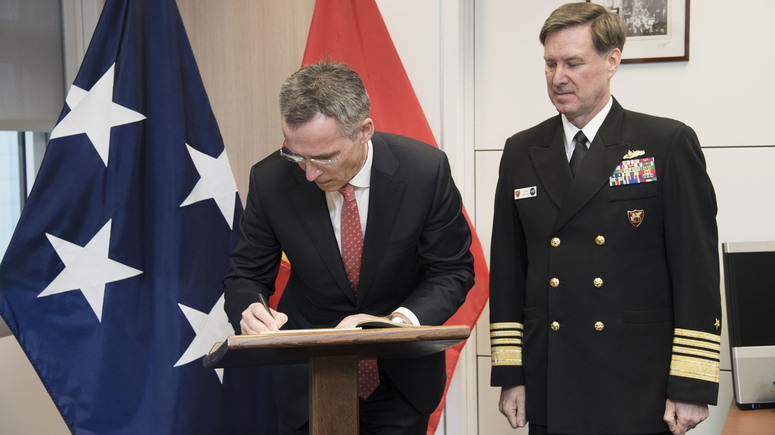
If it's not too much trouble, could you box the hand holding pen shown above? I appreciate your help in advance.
[239,293,288,334]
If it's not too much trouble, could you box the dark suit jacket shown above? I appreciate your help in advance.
[489,99,722,434]
[224,132,475,428]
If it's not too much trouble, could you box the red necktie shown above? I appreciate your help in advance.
[338,183,379,399]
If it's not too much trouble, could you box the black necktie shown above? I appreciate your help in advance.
[569,131,588,177]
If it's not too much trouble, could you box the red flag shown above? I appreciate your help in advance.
[269,254,290,309]
[302,1,489,432]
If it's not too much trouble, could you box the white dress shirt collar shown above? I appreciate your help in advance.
[348,139,373,189]
[561,97,613,161]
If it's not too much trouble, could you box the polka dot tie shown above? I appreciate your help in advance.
[338,183,380,399]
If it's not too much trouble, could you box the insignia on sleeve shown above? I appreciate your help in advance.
[490,322,524,367]
[670,328,721,383]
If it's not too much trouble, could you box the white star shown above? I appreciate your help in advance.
[180,144,238,229]
[38,220,143,322]
[174,294,234,383]
[50,63,146,166]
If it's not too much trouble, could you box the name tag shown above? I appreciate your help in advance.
[514,186,537,200]
[610,157,657,186]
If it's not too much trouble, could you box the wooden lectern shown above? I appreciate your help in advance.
[204,325,470,434]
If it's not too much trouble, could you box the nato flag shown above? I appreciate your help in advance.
[0,0,275,433]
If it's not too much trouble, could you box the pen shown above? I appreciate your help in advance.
[258,293,274,319]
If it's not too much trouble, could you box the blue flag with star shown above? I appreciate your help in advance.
[0,0,275,433]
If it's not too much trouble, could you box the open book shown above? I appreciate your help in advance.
[254,317,413,336]
[355,317,413,329]
[207,318,415,355]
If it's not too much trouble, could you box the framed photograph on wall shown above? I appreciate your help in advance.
[587,0,689,63]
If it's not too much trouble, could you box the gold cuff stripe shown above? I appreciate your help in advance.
[491,338,522,346]
[491,348,522,366]
[490,329,524,338]
[674,328,721,343]
[669,369,719,383]
[490,322,524,330]
[670,355,720,383]
[673,337,721,353]
[672,345,720,361]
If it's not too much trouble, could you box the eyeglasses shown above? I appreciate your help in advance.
[279,140,353,166]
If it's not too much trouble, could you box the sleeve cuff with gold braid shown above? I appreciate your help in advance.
[669,328,721,383]
[490,322,523,367]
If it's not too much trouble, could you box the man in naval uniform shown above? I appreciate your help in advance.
[488,3,722,435]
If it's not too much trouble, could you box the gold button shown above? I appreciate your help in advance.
[550,278,560,288]
[594,321,605,331]
[595,235,605,245]
[550,237,561,247]
[593,278,603,288]
[551,321,560,331]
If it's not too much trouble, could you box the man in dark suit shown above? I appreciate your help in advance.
[223,61,475,434]
[489,3,721,435]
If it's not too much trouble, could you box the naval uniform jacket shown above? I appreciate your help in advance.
[489,99,722,434]
[223,132,475,428]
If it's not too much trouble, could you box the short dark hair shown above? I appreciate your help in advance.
[540,2,626,56]
[279,61,370,141]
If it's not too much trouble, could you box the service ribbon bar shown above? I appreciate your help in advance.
[610,157,657,186]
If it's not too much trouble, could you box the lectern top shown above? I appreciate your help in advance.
[203,324,470,369]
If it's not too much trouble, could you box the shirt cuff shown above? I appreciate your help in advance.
[393,307,420,326]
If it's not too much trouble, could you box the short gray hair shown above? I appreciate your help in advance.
[279,61,370,140]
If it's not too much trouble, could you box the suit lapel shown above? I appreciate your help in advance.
[552,100,630,232]
[288,169,355,303]
[358,135,404,308]
[531,120,572,208]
